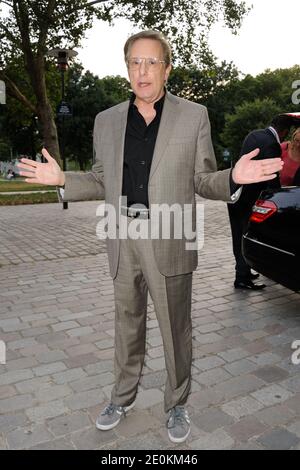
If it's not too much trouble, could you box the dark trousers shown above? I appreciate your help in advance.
[227,203,253,282]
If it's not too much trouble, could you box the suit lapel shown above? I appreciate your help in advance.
[149,92,179,180]
[114,101,129,196]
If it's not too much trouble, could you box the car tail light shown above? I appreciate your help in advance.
[250,200,278,223]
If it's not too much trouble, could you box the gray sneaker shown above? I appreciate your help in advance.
[167,406,190,443]
[96,401,135,431]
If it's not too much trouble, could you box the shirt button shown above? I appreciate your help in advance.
[144,137,148,142]
[140,161,145,165]
[139,184,144,189]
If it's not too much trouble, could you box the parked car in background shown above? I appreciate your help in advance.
[279,112,300,125]
[242,111,300,291]
[242,187,300,292]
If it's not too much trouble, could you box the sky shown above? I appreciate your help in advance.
[77,0,299,78]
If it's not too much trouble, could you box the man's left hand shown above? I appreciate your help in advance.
[232,148,283,185]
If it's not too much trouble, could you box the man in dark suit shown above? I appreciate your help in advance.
[228,115,292,290]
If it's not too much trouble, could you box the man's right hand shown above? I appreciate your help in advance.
[17,148,65,186]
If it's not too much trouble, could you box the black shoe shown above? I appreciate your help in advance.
[234,279,266,290]
[250,272,260,280]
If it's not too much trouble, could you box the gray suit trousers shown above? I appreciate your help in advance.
[111,218,192,412]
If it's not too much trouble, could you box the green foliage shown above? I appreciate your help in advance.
[0,140,10,160]
[0,60,131,162]
[215,66,300,116]
[196,65,299,164]
[168,62,239,103]
[98,0,250,67]
[0,1,101,60]
[221,98,281,160]
[0,0,250,162]
[0,1,250,68]
[0,192,58,205]
[0,179,54,191]
[0,91,41,158]
[62,66,130,169]
[0,2,298,169]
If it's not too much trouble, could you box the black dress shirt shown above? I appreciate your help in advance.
[122,93,165,208]
[122,92,238,207]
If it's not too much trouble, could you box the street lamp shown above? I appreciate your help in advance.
[46,48,78,209]
[0,80,6,169]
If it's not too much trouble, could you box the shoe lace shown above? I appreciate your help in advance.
[167,406,188,429]
[102,403,122,416]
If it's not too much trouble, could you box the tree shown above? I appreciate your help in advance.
[168,62,239,104]
[203,65,300,164]
[0,55,59,158]
[168,61,239,162]
[211,65,300,126]
[0,63,130,165]
[63,66,130,169]
[0,0,250,163]
[221,98,281,160]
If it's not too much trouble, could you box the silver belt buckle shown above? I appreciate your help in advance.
[127,207,138,218]
[127,207,149,219]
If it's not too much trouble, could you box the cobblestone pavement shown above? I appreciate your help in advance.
[0,199,300,450]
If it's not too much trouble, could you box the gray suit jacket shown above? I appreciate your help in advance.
[63,92,232,278]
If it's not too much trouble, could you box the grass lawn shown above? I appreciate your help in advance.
[0,177,54,192]
[0,192,59,205]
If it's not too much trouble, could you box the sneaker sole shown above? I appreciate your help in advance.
[96,401,135,431]
[168,427,190,444]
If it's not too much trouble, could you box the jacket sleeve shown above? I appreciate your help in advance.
[194,106,231,201]
[62,113,105,202]
[239,132,259,158]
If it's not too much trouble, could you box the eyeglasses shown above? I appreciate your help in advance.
[127,57,166,70]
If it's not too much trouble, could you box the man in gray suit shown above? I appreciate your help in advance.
[18,30,283,444]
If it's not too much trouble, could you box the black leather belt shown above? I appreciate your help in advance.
[121,206,149,219]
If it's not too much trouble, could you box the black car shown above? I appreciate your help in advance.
[242,186,300,292]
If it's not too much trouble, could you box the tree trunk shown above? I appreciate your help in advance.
[25,53,62,167]
[37,100,62,166]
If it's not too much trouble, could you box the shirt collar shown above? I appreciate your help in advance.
[268,126,280,144]
[129,90,166,113]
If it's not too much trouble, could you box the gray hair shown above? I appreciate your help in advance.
[124,30,172,66]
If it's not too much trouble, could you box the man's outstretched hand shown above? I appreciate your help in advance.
[17,148,65,186]
[232,148,283,185]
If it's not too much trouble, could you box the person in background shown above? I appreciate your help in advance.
[227,115,292,290]
[6,169,15,180]
[280,127,300,186]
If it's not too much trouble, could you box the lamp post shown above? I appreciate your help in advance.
[46,48,78,209]
[0,81,6,172]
